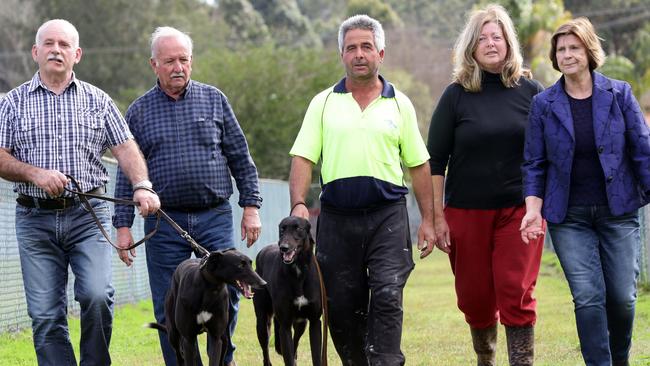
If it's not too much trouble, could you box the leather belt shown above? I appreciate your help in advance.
[17,186,106,210]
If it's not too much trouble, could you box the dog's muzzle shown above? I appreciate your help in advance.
[279,243,298,264]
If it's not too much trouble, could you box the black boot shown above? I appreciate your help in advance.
[505,325,534,366]
[470,325,497,366]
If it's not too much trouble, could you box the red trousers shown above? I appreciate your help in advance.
[445,205,544,329]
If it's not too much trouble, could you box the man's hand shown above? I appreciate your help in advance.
[290,202,309,220]
[241,206,262,247]
[116,227,136,266]
[31,168,68,197]
[133,189,160,216]
[417,217,436,259]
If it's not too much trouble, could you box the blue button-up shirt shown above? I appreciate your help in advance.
[113,80,262,228]
[0,72,132,198]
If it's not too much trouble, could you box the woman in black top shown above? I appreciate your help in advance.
[427,5,543,365]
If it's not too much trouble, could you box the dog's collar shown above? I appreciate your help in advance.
[200,267,223,286]
[199,254,223,286]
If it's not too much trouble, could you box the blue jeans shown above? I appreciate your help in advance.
[16,198,115,366]
[548,205,640,366]
[144,201,239,365]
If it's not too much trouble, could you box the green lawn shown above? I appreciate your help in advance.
[1,251,649,365]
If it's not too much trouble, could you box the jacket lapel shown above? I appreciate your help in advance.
[548,79,575,141]
[591,72,613,142]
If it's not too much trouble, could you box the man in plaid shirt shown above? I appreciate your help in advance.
[112,26,262,366]
[0,19,160,365]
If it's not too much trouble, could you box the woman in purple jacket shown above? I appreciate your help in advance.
[521,18,650,366]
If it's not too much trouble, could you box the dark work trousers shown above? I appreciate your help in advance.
[316,199,414,366]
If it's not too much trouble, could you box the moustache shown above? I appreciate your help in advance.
[171,72,185,78]
[47,54,63,62]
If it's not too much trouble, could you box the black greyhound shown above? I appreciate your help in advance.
[149,248,266,366]
[254,216,323,366]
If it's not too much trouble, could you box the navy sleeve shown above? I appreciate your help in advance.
[112,104,138,228]
[220,93,262,208]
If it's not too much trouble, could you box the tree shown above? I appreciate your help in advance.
[346,0,403,28]
[251,0,322,48]
[193,46,341,179]
[0,0,38,91]
[601,54,642,95]
[218,0,271,46]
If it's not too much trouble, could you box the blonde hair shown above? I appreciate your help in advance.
[550,17,605,72]
[452,4,525,92]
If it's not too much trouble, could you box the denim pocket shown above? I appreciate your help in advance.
[16,203,36,218]
[212,200,232,215]
[80,198,110,214]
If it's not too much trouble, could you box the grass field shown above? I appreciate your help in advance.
[1,251,649,365]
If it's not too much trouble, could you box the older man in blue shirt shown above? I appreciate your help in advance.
[112,27,262,366]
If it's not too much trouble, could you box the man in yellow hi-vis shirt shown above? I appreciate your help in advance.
[288,14,435,366]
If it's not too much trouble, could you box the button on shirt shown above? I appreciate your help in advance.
[113,80,261,228]
[0,72,132,198]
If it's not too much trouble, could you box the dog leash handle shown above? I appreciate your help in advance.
[64,174,160,250]
[65,174,211,257]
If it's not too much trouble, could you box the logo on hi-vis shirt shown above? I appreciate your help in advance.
[384,119,398,130]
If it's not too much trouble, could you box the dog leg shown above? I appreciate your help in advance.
[168,329,184,365]
[181,337,199,366]
[278,322,296,366]
[293,319,307,360]
[206,335,223,366]
[258,316,273,366]
[308,318,323,366]
[254,298,273,366]
[273,317,282,356]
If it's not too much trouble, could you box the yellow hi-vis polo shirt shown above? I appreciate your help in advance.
[290,76,429,209]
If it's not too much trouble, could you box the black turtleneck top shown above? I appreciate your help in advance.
[427,72,544,209]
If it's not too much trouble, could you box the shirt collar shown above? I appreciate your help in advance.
[332,74,395,98]
[28,72,79,94]
[155,79,194,100]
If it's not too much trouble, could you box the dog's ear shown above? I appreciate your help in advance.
[306,221,315,247]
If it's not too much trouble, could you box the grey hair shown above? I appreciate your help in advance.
[338,14,385,53]
[35,19,79,48]
[150,26,193,59]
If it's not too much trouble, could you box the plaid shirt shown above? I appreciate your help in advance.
[0,72,132,198]
[112,80,261,228]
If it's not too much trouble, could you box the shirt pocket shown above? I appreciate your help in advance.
[75,110,105,147]
[15,116,42,149]
[76,109,103,129]
[367,117,401,166]
[195,116,222,147]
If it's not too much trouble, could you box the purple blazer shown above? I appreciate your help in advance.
[522,72,650,223]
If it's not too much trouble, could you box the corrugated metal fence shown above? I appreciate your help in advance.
[0,159,648,333]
